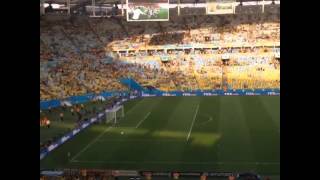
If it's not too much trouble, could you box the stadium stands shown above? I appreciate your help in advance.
[40,2,280,179]
[40,12,279,100]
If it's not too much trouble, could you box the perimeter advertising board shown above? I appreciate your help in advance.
[206,0,235,15]
[127,0,169,21]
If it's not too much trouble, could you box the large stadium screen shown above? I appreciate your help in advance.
[206,0,235,15]
[126,0,169,21]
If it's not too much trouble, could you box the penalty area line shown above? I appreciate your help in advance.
[186,104,199,141]
[135,112,151,128]
[70,126,113,162]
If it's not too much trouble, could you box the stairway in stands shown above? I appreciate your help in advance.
[221,64,229,90]
[119,78,144,91]
[119,78,163,93]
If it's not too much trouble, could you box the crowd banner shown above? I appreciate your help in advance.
[206,0,236,15]
[127,0,169,21]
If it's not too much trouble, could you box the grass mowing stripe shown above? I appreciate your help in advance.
[234,97,256,162]
[258,96,280,131]
[197,117,213,126]
[70,126,113,162]
[217,97,255,163]
[186,104,199,141]
[135,112,151,128]
[125,98,145,115]
[240,97,280,162]
[119,98,160,128]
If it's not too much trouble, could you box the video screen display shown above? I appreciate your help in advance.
[127,0,169,21]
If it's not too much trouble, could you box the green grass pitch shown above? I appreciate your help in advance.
[40,101,108,144]
[40,96,279,176]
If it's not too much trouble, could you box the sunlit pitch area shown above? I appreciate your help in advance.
[40,96,279,174]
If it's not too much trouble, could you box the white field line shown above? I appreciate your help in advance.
[186,104,199,141]
[70,99,144,162]
[135,112,151,128]
[70,126,113,162]
[95,139,182,142]
[71,160,280,165]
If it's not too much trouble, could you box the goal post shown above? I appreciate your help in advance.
[105,105,125,124]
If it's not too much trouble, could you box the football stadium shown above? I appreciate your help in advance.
[40,0,280,179]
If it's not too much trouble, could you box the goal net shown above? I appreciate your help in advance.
[105,105,124,124]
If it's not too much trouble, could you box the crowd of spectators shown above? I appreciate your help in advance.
[40,56,128,100]
[40,12,279,100]
[108,13,279,49]
[119,47,279,91]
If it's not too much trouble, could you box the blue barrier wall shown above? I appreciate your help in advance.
[40,88,279,110]
[40,100,61,110]
[40,91,129,110]
[40,78,279,109]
